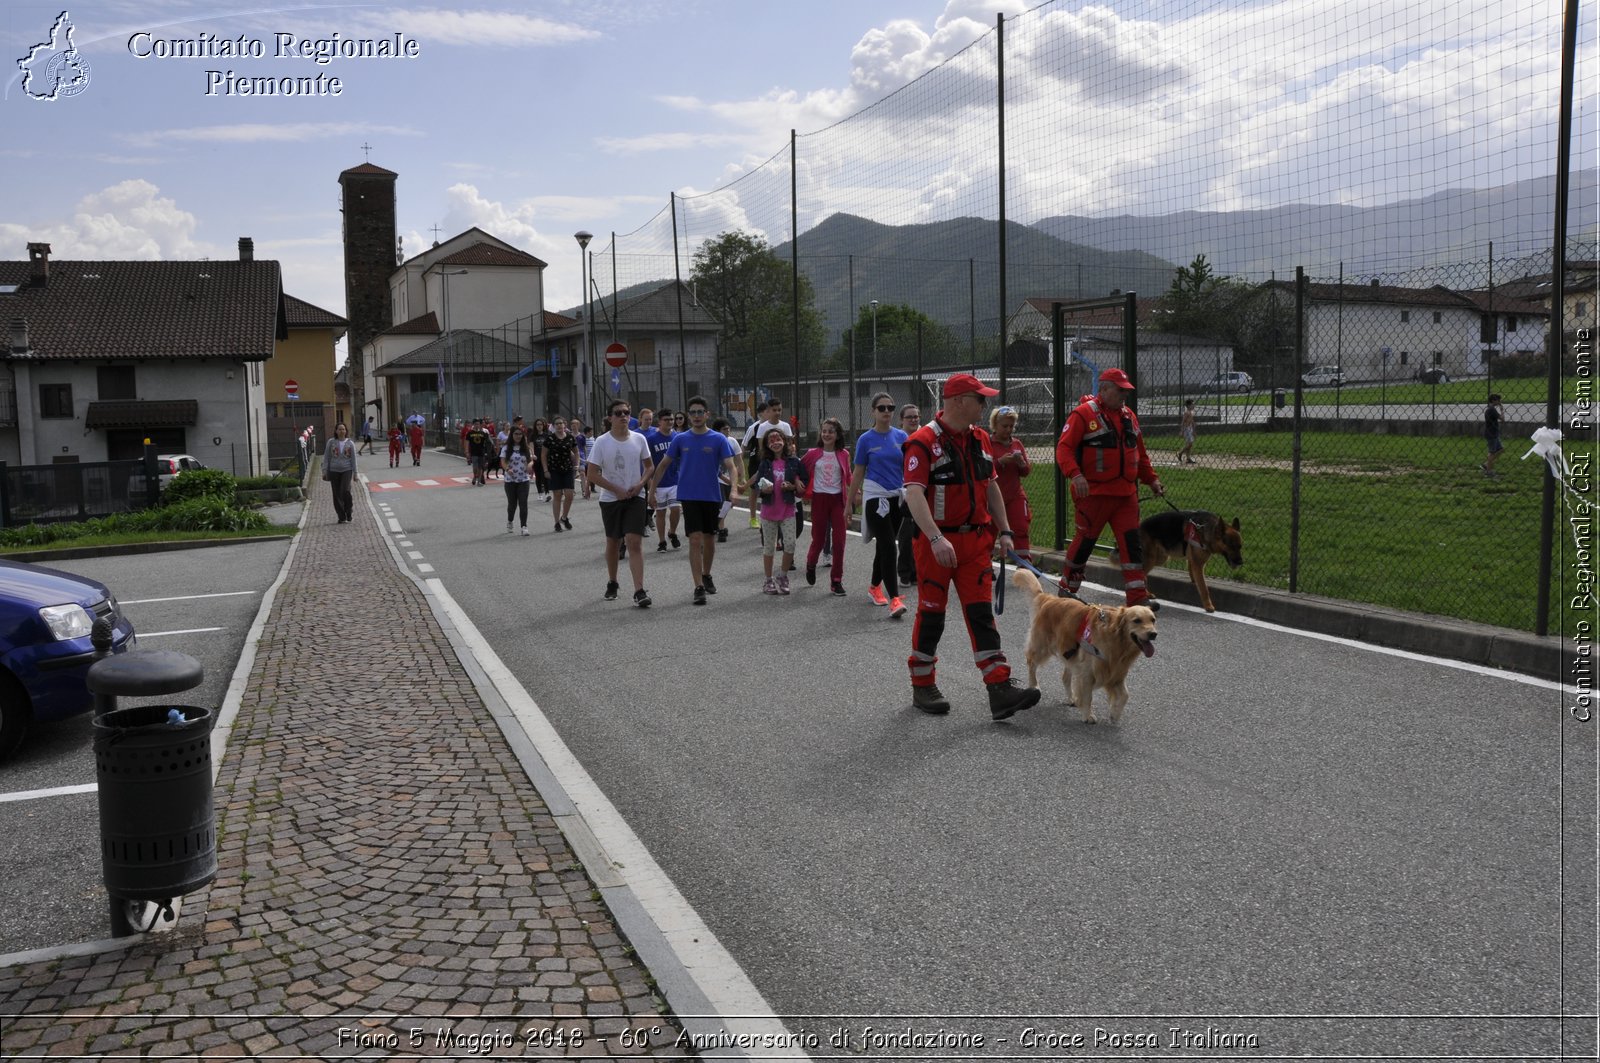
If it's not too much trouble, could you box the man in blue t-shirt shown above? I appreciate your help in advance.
[648,396,739,605]
[643,410,682,551]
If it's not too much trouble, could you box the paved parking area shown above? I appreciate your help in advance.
[0,540,289,956]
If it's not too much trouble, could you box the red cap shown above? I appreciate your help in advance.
[943,372,1000,398]
[1099,367,1135,390]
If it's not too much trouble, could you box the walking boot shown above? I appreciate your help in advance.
[912,684,951,715]
[987,678,1041,721]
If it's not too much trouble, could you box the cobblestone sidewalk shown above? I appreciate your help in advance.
[0,481,688,1059]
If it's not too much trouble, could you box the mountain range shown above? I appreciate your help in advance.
[571,171,1596,343]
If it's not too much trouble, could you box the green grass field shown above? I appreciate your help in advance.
[1021,429,1593,634]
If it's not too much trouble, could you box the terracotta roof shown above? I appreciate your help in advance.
[1021,296,1161,325]
[84,399,200,429]
[0,258,283,361]
[284,293,347,329]
[374,329,530,373]
[544,310,578,329]
[378,311,440,336]
[433,243,548,269]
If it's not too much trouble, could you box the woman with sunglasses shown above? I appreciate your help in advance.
[849,392,910,619]
[989,404,1033,563]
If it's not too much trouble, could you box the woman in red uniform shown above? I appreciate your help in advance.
[988,405,1032,564]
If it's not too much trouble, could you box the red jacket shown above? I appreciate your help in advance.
[903,413,997,528]
[1055,395,1155,498]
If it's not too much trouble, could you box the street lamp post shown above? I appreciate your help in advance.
[440,268,468,431]
[870,299,879,378]
[574,231,593,421]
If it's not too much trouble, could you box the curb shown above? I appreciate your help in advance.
[362,479,801,1059]
[1046,551,1570,679]
[0,533,293,563]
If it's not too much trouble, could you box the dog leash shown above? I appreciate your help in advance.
[994,549,1006,615]
[1000,549,1088,603]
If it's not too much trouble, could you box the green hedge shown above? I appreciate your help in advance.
[0,497,272,548]
[159,468,237,505]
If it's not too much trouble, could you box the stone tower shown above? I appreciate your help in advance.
[339,162,398,424]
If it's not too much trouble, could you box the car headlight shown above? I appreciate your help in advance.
[40,603,95,640]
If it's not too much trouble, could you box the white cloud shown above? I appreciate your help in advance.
[373,9,599,47]
[119,122,421,148]
[0,179,209,260]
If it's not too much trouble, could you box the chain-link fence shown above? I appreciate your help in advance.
[551,0,1595,633]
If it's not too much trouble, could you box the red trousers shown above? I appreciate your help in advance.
[1062,491,1148,604]
[1003,493,1032,559]
[805,491,847,584]
[908,528,1009,687]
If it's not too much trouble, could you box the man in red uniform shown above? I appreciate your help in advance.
[902,373,1042,721]
[1055,367,1165,605]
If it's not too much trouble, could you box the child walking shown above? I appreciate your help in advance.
[387,421,405,468]
[753,429,807,594]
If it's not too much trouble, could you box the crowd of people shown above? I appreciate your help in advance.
[335,366,1168,720]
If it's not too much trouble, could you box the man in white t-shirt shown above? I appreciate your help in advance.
[585,398,654,608]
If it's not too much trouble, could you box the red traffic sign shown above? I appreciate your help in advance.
[604,342,628,368]
[284,379,299,397]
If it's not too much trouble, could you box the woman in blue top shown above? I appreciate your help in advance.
[850,392,911,618]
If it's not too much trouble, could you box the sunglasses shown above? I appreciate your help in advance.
[875,404,895,412]
[993,406,1016,418]
[688,408,708,415]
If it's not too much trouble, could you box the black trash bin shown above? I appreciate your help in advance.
[92,703,216,901]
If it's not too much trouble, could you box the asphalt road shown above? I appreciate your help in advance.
[0,539,290,956]
[363,449,1596,1058]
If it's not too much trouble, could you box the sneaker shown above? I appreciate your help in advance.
[669,533,681,549]
[749,515,760,529]
[763,577,779,595]
[831,580,846,597]
[693,586,707,606]
[868,585,889,607]
[889,596,907,619]
[634,588,652,608]
[717,528,728,543]
[988,678,1042,721]
[805,565,817,586]
[507,520,514,534]
[563,517,573,530]
[777,574,791,595]
[657,540,668,552]
[521,526,530,537]
[554,523,563,533]
[912,684,952,715]
[821,548,831,561]
[702,573,717,595]
[604,580,619,601]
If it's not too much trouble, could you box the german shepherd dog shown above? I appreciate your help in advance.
[1118,509,1242,613]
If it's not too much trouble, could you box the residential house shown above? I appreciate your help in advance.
[0,240,284,475]
[1257,279,1549,382]
[543,280,724,420]
[268,292,346,460]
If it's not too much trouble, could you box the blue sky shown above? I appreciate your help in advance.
[2,0,1589,361]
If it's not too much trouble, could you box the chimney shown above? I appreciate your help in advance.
[1370,278,1381,288]
[239,237,254,261]
[26,242,50,287]
[9,318,29,355]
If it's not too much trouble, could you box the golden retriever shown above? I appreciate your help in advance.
[1011,568,1158,724]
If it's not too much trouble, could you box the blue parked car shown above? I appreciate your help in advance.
[0,559,137,759]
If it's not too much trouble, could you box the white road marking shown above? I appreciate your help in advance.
[120,591,254,605]
[415,479,439,486]
[387,518,402,532]
[138,627,225,637]
[426,578,797,1052]
[407,551,424,560]
[376,482,400,489]
[0,783,96,804]
[416,563,434,573]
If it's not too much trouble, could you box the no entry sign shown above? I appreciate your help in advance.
[604,342,628,368]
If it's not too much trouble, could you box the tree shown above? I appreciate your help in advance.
[689,231,825,384]
[1159,254,1246,341]
[830,303,959,370]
